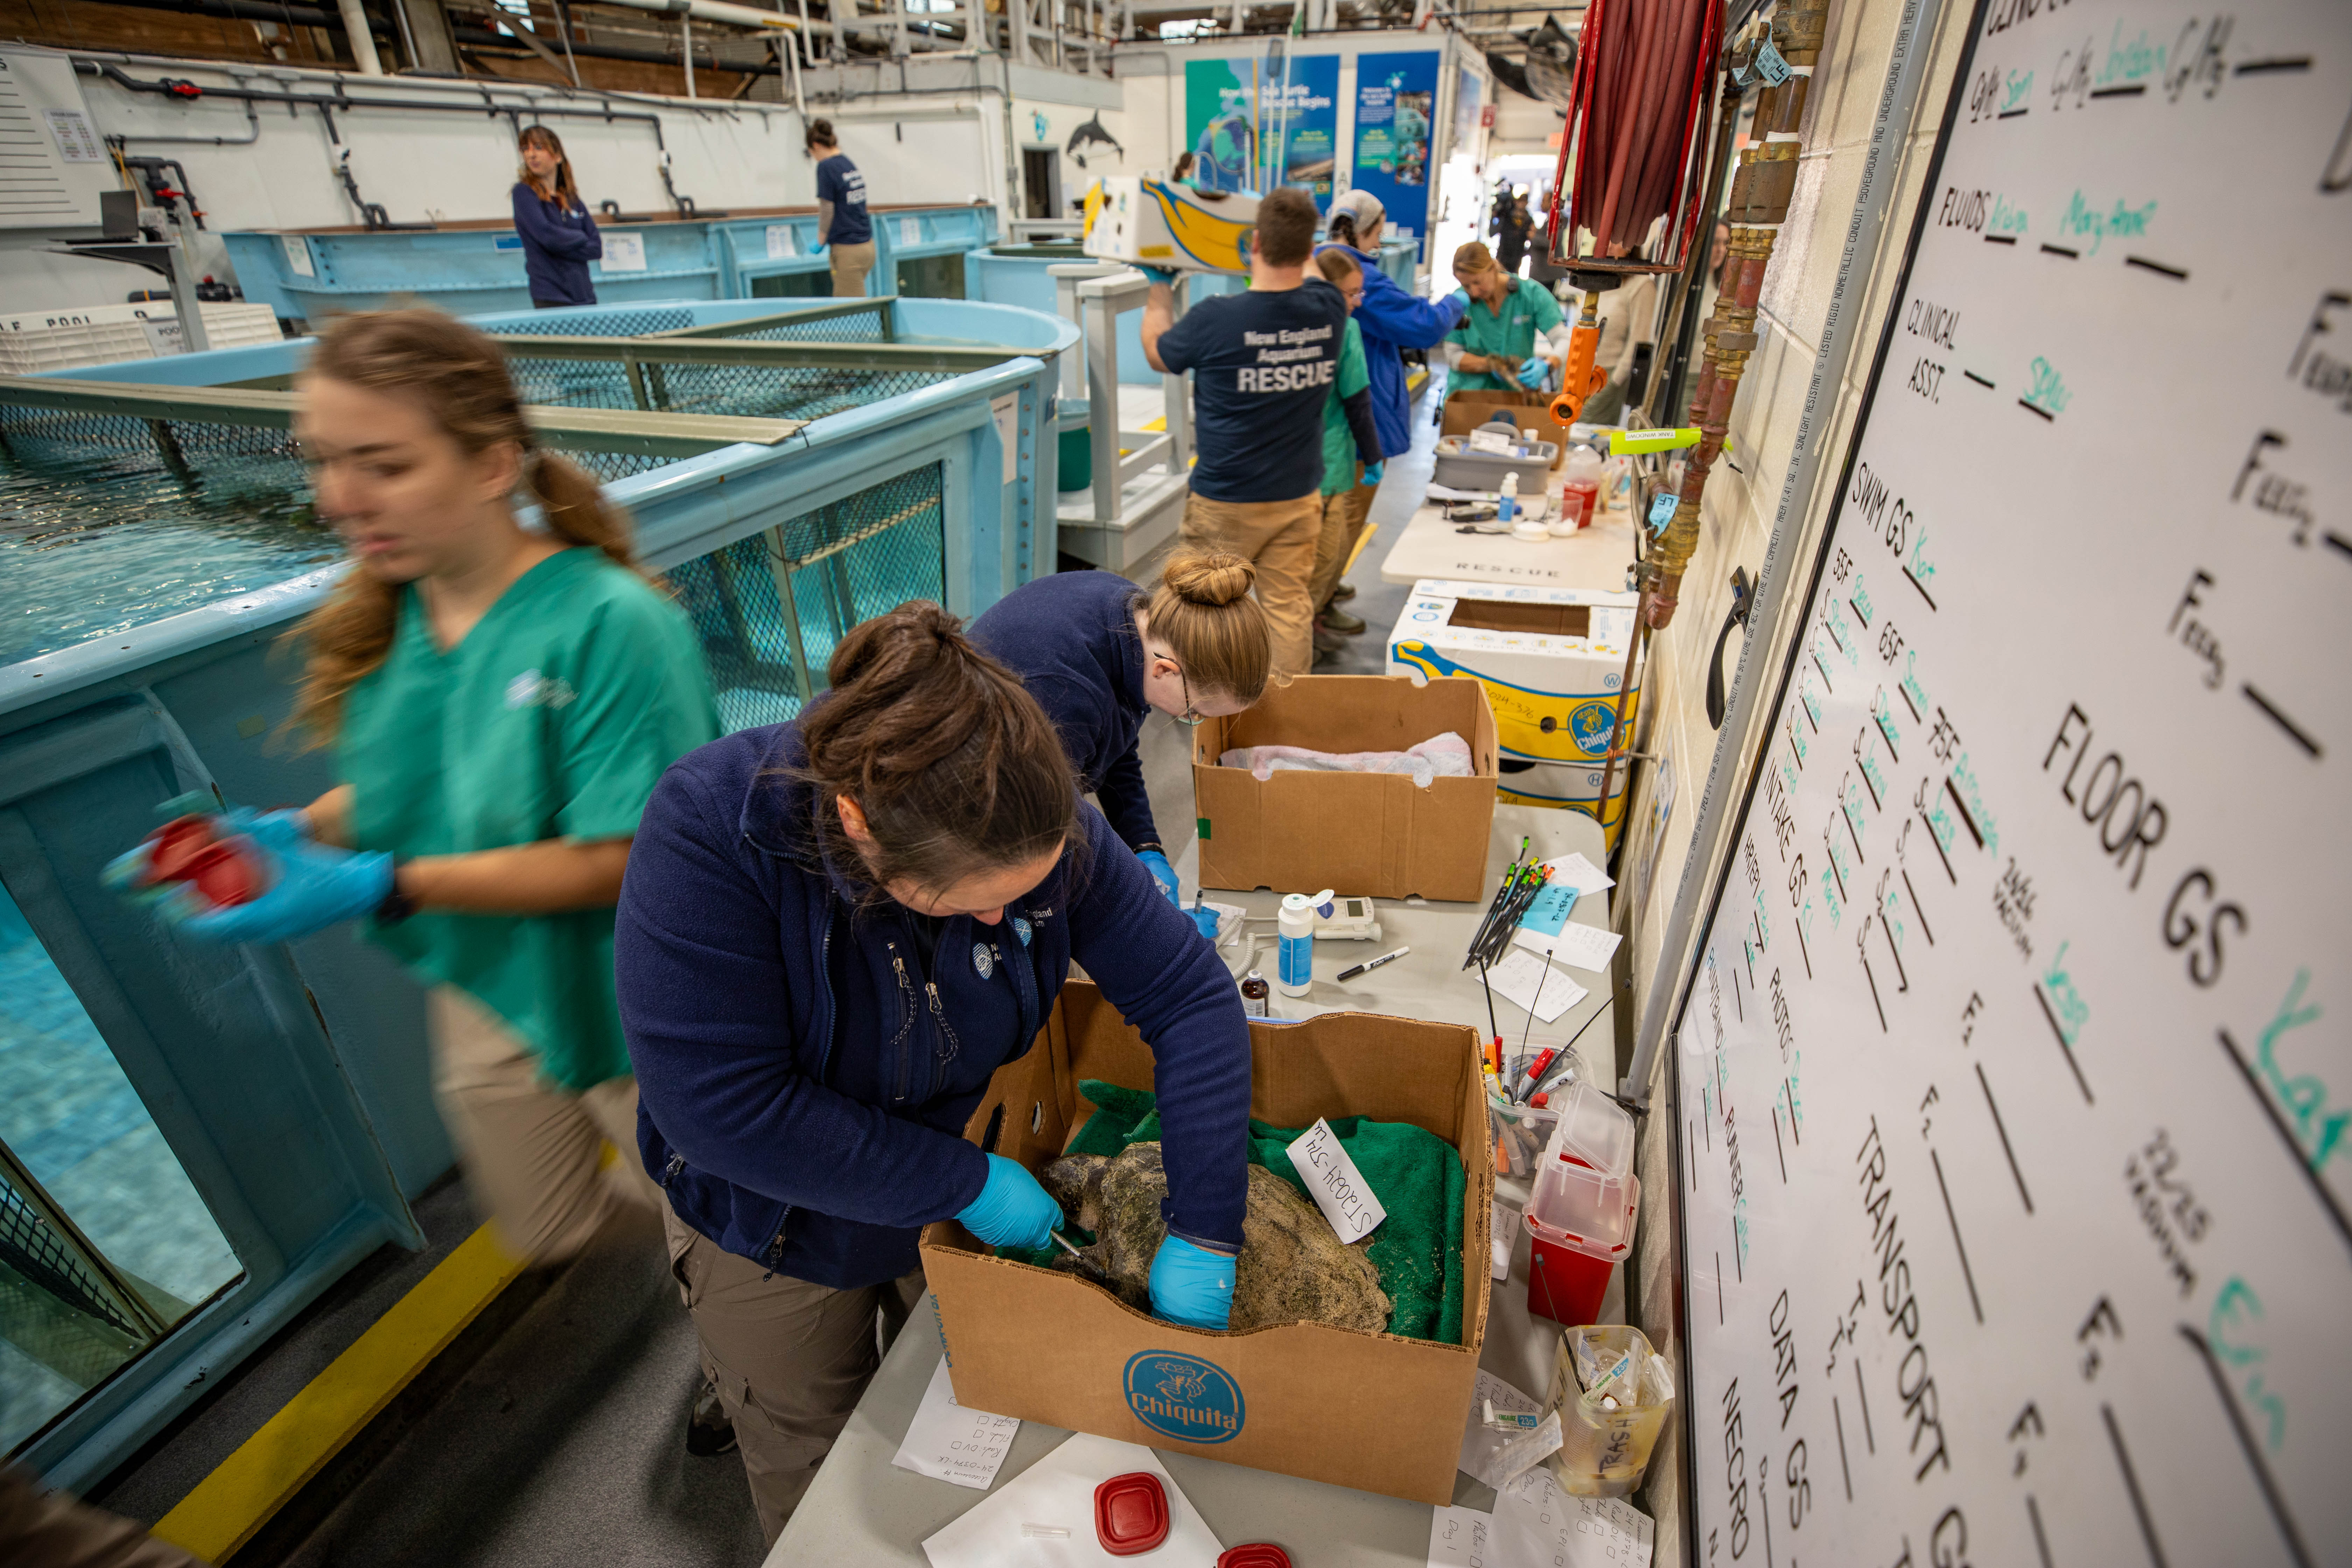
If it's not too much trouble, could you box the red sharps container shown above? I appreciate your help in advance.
[1522,1080,1640,1326]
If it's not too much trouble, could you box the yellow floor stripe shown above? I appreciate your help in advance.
[152,1224,527,1562]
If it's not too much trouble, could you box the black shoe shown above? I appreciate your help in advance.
[688,1378,737,1457]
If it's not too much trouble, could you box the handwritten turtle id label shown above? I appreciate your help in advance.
[1288,1118,1388,1244]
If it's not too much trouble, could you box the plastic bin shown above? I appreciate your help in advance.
[1432,434,1560,495]
[1523,1080,1640,1326]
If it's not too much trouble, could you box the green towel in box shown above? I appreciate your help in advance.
[1057,1080,1467,1345]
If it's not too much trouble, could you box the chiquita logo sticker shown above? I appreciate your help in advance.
[1123,1351,1244,1445]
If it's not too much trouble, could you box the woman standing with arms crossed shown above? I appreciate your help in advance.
[132,309,718,1278]
[806,118,875,298]
[615,604,1253,1541]
[966,553,1270,905]
[511,127,603,309]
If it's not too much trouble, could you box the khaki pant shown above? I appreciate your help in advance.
[1310,468,1378,616]
[427,986,661,1267]
[828,240,877,298]
[0,1465,203,1568]
[664,1209,925,1544]
[1179,490,1323,679]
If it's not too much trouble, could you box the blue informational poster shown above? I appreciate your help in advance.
[1184,53,1342,208]
[1350,50,1440,257]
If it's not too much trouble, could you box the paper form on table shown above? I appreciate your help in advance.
[1512,919,1622,974]
[1287,1119,1388,1243]
[1493,1465,1654,1567]
[1542,852,1614,894]
[1488,946,1588,1024]
[919,1433,1220,1568]
[892,1358,1019,1490]
[1427,1504,1496,1567]
[1456,1369,1542,1481]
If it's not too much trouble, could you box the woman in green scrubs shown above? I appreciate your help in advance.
[143,308,718,1273]
[1442,239,1569,394]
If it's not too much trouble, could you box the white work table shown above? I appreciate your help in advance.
[1377,493,1639,593]
[766,805,1625,1567]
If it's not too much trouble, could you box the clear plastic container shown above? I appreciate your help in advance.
[1486,1082,1561,1179]
[1560,443,1604,530]
[1525,1079,1639,1266]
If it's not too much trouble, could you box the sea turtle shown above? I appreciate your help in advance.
[1038,1142,1392,1335]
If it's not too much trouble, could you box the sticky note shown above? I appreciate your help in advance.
[1428,1504,1496,1567]
[1288,1119,1388,1243]
[1519,882,1580,937]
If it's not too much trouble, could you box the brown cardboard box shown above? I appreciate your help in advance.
[922,983,1493,1505]
[1192,674,1499,903]
[1442,388,1567,469]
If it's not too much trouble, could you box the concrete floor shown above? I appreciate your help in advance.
[80,374,1448,1568]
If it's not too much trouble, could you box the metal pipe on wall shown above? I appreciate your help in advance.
[335,0,385,72]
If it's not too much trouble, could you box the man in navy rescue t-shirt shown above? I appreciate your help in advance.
[806,117,874,298]
[1142,187,1350,680]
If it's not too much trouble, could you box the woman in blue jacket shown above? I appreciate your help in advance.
[511,126,602,309]
[966,552,1269,907]
[1318,189,1467,463]
[614,603,1252,1540]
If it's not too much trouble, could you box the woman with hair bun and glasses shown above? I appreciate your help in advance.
[967,552,1270,905]
[512,126,603,309]
[614,601,1253,1541]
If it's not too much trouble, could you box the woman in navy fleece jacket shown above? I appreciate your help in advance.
[614,601,1251,1539]
[511,126,602,309]
[966,552,1271,906]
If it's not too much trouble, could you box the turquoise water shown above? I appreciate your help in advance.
[0,444,338,669]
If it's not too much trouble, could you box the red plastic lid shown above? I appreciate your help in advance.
[186,842,262,909]
[1219,1546,1293,1568]
[1094,1472,1170,1556]
[146,815,217,886]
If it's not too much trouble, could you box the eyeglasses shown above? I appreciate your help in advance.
[1169,660,1206,727]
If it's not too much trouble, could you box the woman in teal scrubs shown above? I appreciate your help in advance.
[131,309,719,1274]
[1443,239,1568,394]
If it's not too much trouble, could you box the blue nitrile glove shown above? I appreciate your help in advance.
[1137,848,1181,905]
[1139,265,1180,286]
[1360,460,1385,486]
[1189,904,1222,942]
[1520,356,1551,388]
[957,1154,1062,1251]
[1149,1234,1237,1330]
[170,813,393,945]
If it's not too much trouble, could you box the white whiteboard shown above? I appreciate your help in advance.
[1670,0,2350,1564]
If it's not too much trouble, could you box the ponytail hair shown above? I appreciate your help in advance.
[1144,551,1272,704]
[794,601,1077,905]
[284,308,636,746]
[1326,210,1359,247]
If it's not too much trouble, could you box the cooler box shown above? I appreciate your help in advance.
[1083,176,1258,274]
[1523,1081,1639,1326]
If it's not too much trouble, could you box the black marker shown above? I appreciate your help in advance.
[1337,945,1411,982]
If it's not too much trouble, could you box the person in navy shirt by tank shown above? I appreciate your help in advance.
[806,117,875,298]
[1141,186,1351,680]
[510,127,602,309]
[968,552,1271,906]
[614,603,1252,1542]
